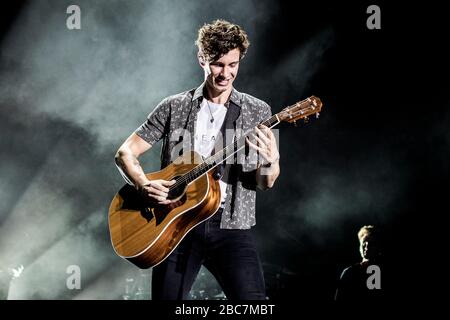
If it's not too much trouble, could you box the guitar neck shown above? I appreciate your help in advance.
[182,113,281,184]
[170,95,322,188]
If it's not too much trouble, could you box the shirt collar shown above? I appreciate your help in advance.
[192,81,242,107]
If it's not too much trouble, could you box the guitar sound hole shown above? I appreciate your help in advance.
[168,178,186,200]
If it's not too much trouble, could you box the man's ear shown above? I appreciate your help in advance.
[198,53,206,67]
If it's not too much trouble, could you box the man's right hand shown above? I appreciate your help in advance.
[138,179,176,205]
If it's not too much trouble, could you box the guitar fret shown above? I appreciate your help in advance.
[181,114,280,186]
[171,97,323,193]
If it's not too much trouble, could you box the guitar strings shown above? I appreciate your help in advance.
[169,115,279,191]
[169,97,316,191]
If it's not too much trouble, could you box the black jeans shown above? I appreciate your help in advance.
[152,208,266,300]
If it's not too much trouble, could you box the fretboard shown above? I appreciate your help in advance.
[176,113,280,186]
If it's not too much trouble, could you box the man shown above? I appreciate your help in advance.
[115,19,280,300]
[335,225,385,302]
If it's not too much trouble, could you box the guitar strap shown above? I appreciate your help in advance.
[212,100,241,180]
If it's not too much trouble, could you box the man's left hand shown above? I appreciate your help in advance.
[246,125,280,166]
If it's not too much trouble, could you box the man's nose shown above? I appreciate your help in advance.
[221,66,231,78]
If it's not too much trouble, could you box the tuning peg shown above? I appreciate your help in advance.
[316,112,320,119]
[304,116,309,124]
[293,120,297,127]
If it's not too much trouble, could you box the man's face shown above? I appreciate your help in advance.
[202,48,240,94]
[359,235,381,261]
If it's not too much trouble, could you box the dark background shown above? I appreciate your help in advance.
[0,0,448,304]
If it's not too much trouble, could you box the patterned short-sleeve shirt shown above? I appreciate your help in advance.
[135,82,272,229]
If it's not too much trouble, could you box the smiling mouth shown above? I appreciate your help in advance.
[216,79,230,85]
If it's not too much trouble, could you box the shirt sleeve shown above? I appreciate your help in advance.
[135,97,171,145]
[260,102,272,123]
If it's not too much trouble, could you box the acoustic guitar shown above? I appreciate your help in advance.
[108,96,323,268]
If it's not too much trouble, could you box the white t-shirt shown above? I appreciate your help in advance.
[194,99,228,205]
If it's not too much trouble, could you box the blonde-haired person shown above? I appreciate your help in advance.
[335,225,385,302]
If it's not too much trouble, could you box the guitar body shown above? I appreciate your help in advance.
[108,151,221,269]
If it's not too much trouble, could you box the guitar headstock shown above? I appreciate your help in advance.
[278,96,323,124]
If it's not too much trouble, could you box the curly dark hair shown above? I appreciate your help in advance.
[195,19,250,63]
